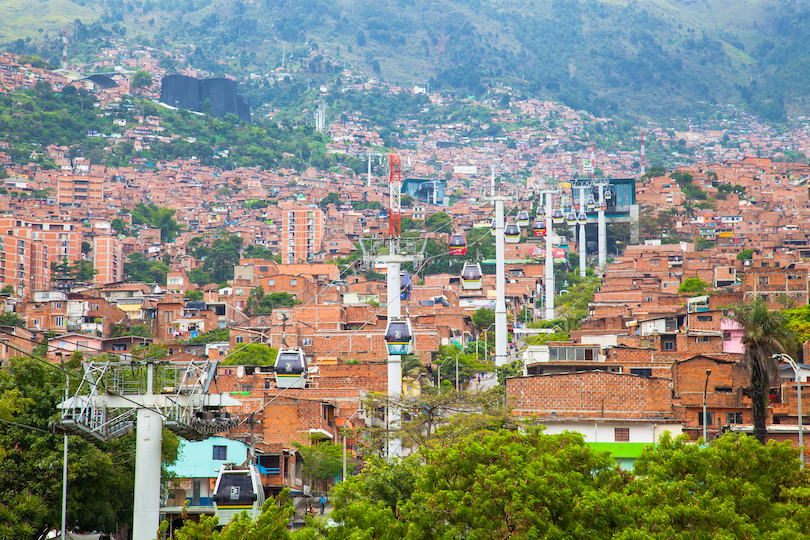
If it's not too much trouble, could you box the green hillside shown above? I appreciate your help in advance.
[3,0,809,122]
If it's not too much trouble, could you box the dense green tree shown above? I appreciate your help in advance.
[124,253,170,285]
[425,212,452,233]
[471,307,494,332]
[131,70,153,92]
[190,234,244,284]
[727,298,795,443]
[677,277,709,295]
[737,248,755,260]
[319,192,343,208]
[131,204,183,242]
[245,287,301,315]
[0,313,24,327]
[221,343,279,365]
[295,441,348,487]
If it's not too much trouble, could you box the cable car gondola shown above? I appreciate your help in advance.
[586,194,596,211]
[213,464,266,526]
[597,198,607,212]
[566,212,577,227]
[604,186,613,200]
[563,200,572,213]
[577,212,588,225]
[504,222,521,243]
[461,262,483,290]
[400,271,412,301]
[532,218,546,236]
[274,348,308,389]
[385,318,414,355]
[517,210,530,227]
[449,232,467,255]
[537,206,545,218]
[490,218,496,237]
[551,209,564,225]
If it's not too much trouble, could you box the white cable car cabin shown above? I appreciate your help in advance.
[586,194,596,211]
[563,200,572,213]
[449,232,467,255]
[532,218,546,236]
[537,206,545,217]
[274,348,307,389]
[566,212,577,227]
[516,210,530,227]
[385,319,414,355]
[213,464,266,526]
[461,262,483,290]
[504,222,521,243]
[577,212,588,225]
[551,209,564,225]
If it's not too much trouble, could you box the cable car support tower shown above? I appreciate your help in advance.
[53,359,241,540]
[360,153,424,458]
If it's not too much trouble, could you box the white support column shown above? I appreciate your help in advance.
[386,261,402,458]
[579,186,586,278]
[494,199,507,367]
[598,184,606,272]
[545,192,554,320]
[132,407,163,540]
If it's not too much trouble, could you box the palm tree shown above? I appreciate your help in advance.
[727,298,795,444]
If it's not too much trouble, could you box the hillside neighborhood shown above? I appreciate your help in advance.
[4,43,810,519]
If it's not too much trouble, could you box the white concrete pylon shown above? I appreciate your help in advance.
[494,199,507,367]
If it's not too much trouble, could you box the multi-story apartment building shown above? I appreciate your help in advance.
[0,219,51,296]
[280,202,323,265]
[92,236,124,285]
[56,175,104,207]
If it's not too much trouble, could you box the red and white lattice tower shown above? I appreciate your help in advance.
[640,131,647,176]
[62,29,68,67]
[388,153,402,256]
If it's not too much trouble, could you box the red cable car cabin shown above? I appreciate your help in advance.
[449,232,467,255]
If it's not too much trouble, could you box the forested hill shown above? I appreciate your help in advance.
[6,0,810,121]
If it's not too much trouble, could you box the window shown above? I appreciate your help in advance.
[212,445,227,460]
[614,427,630,442]
[698,411,714,426]
[727,412,743,424]
[259,266,268,272]
[235,336,244,344]
[52,302,62,309]
[241,385,252,392]
[698,336,712,343]
[265,380,271,388]
[758,276,769,285]
[697,315,713,322]
[89,303,99,310]
[112,343,127,351]
[302,338,312,346]
[630,368,652,378]
[267,280,275,286]
[163,311,174,323]
[222,368,234,375]
[54,316,65,327]
[290,279,297,286]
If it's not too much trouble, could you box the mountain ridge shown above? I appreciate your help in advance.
[3,0,809,122]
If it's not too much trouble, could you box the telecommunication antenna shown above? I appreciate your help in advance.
[62,29,68,67]
[640,131,647,176]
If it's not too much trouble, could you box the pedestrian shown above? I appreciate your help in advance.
[319,493,327,515]
[308,504,315,518]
